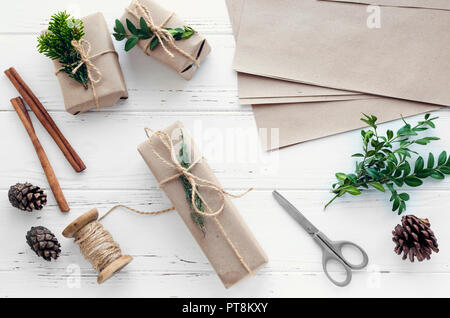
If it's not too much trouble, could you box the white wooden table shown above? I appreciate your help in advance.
[1,0,449,298]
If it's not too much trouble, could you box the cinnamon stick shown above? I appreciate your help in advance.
[10,97,70,213]
[4,67,86,172]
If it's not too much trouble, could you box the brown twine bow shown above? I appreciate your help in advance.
[70,39,117,109]
[126,0,200,68]
[144,127,254,274]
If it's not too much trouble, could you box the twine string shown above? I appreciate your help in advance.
[70,39,117,109]
[74,221,122,272]
[126,0,200,67]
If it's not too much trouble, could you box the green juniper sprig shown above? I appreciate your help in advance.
[37,11,89,88]
[177,129,206,235]
[325,113,450,214]
[113,18,196,52]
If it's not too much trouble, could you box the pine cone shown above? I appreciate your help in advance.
[392,215,439,262]
[8,182,47,212]
[26,226,61,261]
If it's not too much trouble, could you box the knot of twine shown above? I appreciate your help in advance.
[70,39,117,109]
[126,0,200,68]
[145,127,253,218]
[145,127,254,275]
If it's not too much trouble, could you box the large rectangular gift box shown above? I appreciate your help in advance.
[138,121,267,288]
[52,12,128,115]
[121,0,211,80]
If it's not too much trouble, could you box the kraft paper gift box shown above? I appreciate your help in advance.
[121,0,211,80]
[320,0,450,11]
[138,121,267,288]
[51,12,128,115]
[233,0,450,107]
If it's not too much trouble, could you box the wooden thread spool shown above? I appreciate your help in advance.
[62,208,133,284]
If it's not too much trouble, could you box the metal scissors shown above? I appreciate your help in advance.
[273,190,369,287]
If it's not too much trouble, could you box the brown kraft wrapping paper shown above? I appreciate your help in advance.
[52,12,128,115]
[121,0,211,80]
[138,121,268,288]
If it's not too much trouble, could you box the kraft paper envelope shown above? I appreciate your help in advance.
[321,0,450,11]
[234,0,450,107]
[254,99,441,151]
[226,0,368,101]
[240,95,377,105]
[226,0,441,150]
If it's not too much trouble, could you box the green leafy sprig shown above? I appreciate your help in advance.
[177,130,206,235]
[113,18,195,52]
[37,11,89,88]
[326,113,449,214]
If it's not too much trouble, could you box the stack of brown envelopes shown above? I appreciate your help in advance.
[226,0,450,150]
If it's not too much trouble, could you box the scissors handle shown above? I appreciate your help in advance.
[332,240,369,270]
[314,233,369,287]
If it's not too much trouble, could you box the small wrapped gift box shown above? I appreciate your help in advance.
[52,12,128,115]
[138,121,267,288]
[120,0,211,80]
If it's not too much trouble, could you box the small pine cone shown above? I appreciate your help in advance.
[8,182,47,212]
[392,215,439,262]
[26,226,61,261]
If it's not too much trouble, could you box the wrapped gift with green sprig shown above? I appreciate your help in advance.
[38,12,128,115]
[115,0,211,80]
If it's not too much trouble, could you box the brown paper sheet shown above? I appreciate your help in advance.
[234,0,450,107]
[53,12,128,115]
[254,99,441,151]
[226,0,441,150]
[321,0,450,11]
[138,121,268,288]
[240,95,376,105]
[226,0,368,100]
[121,0,211,80]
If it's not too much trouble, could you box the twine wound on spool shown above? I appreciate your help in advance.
[63,205,174,284]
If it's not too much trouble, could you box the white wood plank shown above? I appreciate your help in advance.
[1,189,449,297]
[1,0,450,298]
[0,111,449,191]
[0,0,232,35]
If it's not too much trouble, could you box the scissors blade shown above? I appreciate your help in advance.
[272,190,319,235]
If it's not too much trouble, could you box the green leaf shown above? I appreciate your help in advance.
[369,182,385,192]
[139,17,150,35]
[366,168,381,179]
[427,153,435,169]
[126,19,139,35]
[149,37,159,50]
[431,170,445,179]
[344,186,362,195]
[125,36,139,51]
[352,153,364,157]
[404,176,423,187]
[416,169,434,178]
[438,151,447,165]
[113,33,126,41]
[397,124,411,136]
[387,130,394,140]
[335,173,347,182]
[398,193,410,201]
[392,198,400,212]
[440,166,450,175]
[346,174,357,183]
[181,26,196,39]
[115,19,126,34]
[414,156,424,173]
